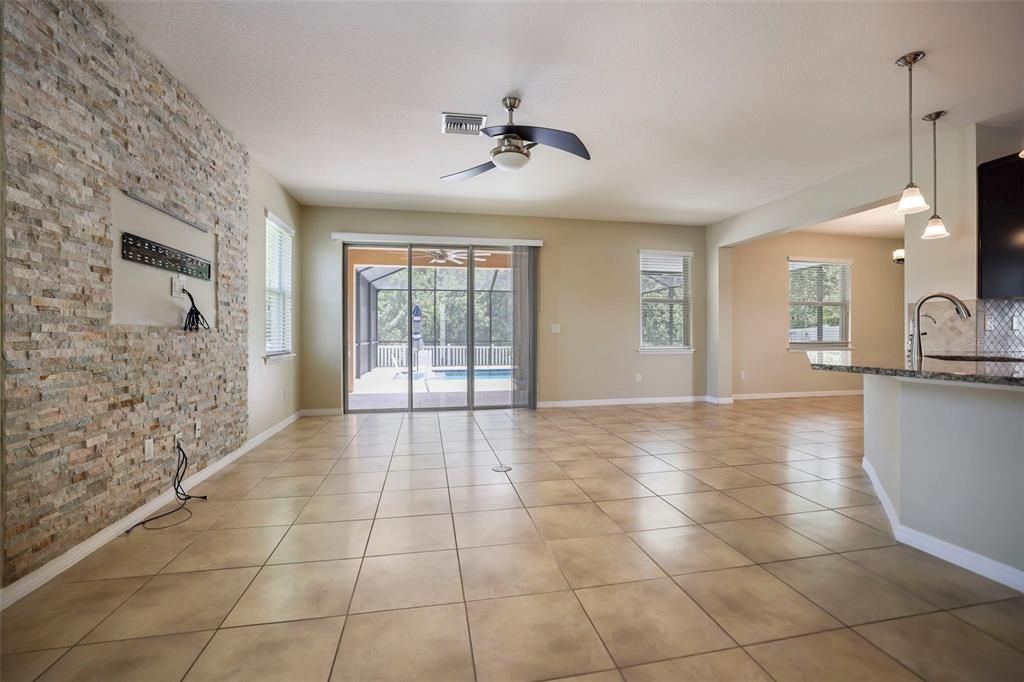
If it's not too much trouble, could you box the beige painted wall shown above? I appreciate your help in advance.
[730,231,904,396]
[248,159,302,435]
[299,207,706,408]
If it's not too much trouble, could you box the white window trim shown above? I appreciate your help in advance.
[264,352,296,364]
[639,249,694,352]
[786,256,853,350]
[265,210,296,359]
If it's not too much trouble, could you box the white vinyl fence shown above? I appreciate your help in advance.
[377,344,512,368]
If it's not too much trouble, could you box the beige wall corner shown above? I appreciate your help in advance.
[730,231,904,396]
[248,159,302,436]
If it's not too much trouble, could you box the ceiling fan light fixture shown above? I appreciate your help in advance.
[490,140,531,171]
[895,183,929,215]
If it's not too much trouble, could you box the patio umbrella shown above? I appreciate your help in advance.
[412,304,423,351]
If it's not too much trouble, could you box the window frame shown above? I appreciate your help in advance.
[786,256,852,350]
[638,249,694,353]
[264,211,295,359]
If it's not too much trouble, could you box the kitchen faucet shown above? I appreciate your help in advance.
[911,292,972,370]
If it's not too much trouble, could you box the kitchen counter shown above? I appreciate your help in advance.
[805,348,1024,591]
[806,349,1024,388]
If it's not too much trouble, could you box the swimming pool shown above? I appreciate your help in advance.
[433,369,512,380]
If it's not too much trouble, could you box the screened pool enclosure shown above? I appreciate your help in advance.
[344,244,536,411]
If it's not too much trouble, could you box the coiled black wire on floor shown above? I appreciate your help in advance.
[125,441,208,533]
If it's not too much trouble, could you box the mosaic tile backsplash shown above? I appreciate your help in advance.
[905,298,1024,379]
[908,299,978,354]
[977,299,1024,353]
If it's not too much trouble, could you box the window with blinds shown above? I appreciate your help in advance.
[265,214,294,356]
[640,250,692,349]
[788,258,851,347]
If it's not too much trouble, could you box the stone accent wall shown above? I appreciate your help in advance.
[2,0,248,582]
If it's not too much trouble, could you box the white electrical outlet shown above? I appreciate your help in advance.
[985,317,995,332]
[635,373,642,383]
[170,274,185,298]
[740,370,746,380]
[1013,315,1022,332]
[174,432,183,448]
[551,324,561,334]
[144,437,154,459]
[195,420,202,439]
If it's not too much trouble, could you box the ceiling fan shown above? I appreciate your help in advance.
[442,249,491,264]
[384,248,491,264]
[441,97,591,181]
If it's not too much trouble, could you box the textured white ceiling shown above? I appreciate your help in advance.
[105,1,1024,225]
[801,203,904,240]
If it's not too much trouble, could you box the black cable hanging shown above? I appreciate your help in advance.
[182,288,209,332]
[125,441,208,533]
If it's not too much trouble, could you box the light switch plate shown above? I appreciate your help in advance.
[195,420,202,439]
[144,438,154,459]
[551,324,561,334]
[1013,315,1022,332]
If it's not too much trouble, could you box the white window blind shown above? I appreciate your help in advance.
[788,258,851,347]
[265,213,294,355]
[640,251,692,349]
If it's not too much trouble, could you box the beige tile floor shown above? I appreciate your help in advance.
[3,397,1023,681]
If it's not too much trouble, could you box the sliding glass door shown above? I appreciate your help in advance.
[346,246,411,411]
[411,247,469,409]
[344,243,536,412]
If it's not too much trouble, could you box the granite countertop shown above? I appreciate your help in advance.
[806,349,1024,388]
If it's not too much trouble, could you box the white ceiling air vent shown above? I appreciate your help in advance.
[441,112,487,136]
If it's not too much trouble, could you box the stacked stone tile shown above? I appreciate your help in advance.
[2,0,249,581]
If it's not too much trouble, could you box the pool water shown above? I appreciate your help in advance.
[434,369,512,380]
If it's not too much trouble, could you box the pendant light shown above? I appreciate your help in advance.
[895,51,930,215]
[921,110,950,239]
[892,248,906,264]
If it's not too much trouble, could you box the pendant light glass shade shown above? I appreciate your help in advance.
[895,184,929,215]
[920,110,950,240]
[895,52,930,216]
[921,217,950,239]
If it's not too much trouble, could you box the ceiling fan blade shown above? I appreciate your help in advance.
[481,125,590,160]
[441,161,496,181]
[447,257,465,264]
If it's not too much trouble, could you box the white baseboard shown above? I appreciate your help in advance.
[703,395,734,405]
[298,408,344,416]
[733,390,863,400]
[862,459,1024,592]
[0,411,302,610]
[537,395,708,408]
